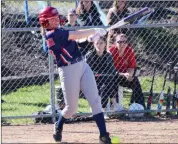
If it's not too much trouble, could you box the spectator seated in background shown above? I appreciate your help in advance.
[85,36,118,118]
[65,9,80,27]
[64,8,92,56]
[108,33,146,109]
[75,0,104,56]
[107,0,130,26]
[76,0,103,26]
[107,0,130,49]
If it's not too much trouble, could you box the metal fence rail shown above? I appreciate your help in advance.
[2,0,178,125]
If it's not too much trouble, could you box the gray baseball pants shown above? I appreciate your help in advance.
[58,60,102,118]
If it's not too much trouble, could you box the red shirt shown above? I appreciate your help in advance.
[109,45,136,73]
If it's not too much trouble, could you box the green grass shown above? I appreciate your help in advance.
[140,76,175,110]
[140,76,174,93]
[2,76,175,124]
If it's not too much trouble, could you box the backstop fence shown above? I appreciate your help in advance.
[1,0,178,125]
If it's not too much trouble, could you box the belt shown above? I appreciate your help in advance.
[66,56,84,66]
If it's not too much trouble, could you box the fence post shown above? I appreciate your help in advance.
[24,0,29,25]
[49,53,56,123]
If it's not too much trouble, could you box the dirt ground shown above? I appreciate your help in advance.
[2,118,178,143]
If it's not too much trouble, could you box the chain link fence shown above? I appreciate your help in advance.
[2,0,178,125]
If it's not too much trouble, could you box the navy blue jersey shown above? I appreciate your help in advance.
[45,28,82,67]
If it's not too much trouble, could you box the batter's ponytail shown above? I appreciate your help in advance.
[40,26,46,36]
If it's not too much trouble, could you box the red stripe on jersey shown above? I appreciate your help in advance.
[46,38,55,48]
[61,48,73,58]
[60,54,68,64]
[46,29,55,35]
[49,49,56,60]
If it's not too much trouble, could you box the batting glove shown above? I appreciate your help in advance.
[94,28,107,36]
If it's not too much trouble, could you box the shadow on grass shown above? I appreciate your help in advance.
[2,107,18,111]
[64,114,178,124]
[3,101,49,108]
[109,114,178,122]
[19,102,49,108]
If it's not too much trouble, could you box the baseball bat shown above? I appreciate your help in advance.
[157,67,169,116]
[166,63,172,115]
[172,64,178,113]
[147,62,157,110]
[86,7,151,43]
[106,7,151,31]
[95,74,116,77]
[24,0,29,25]
[166,86,171,115]
[94,67,140,78]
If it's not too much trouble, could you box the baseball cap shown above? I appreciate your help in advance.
[68,9,77,15]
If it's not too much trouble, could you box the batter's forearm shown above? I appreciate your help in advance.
[69,29,95,40]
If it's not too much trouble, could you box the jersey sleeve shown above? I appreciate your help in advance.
[128,48,136,68]
[55,29,69,45]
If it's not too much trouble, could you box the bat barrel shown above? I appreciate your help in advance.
[107,7,151,31]
[124,7,150,22]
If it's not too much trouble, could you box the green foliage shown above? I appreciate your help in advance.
[135,28,178,64]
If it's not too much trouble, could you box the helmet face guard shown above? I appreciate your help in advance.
[38,6,60,28]
[39,17,49,28]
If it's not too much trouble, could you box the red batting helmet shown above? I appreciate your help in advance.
[38,6,59,28]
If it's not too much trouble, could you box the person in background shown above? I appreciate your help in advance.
[38,6,111,144]
[86,36,118,119]
[76,0,104,57]
[107,0,129,25]
[65,9,80,27]
[108,33,146,109]
[76,0,103,26]
[106,0,130,49]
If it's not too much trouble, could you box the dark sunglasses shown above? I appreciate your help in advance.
[116,41,127,44]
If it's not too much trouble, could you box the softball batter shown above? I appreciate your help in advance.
[38,6,111,144]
